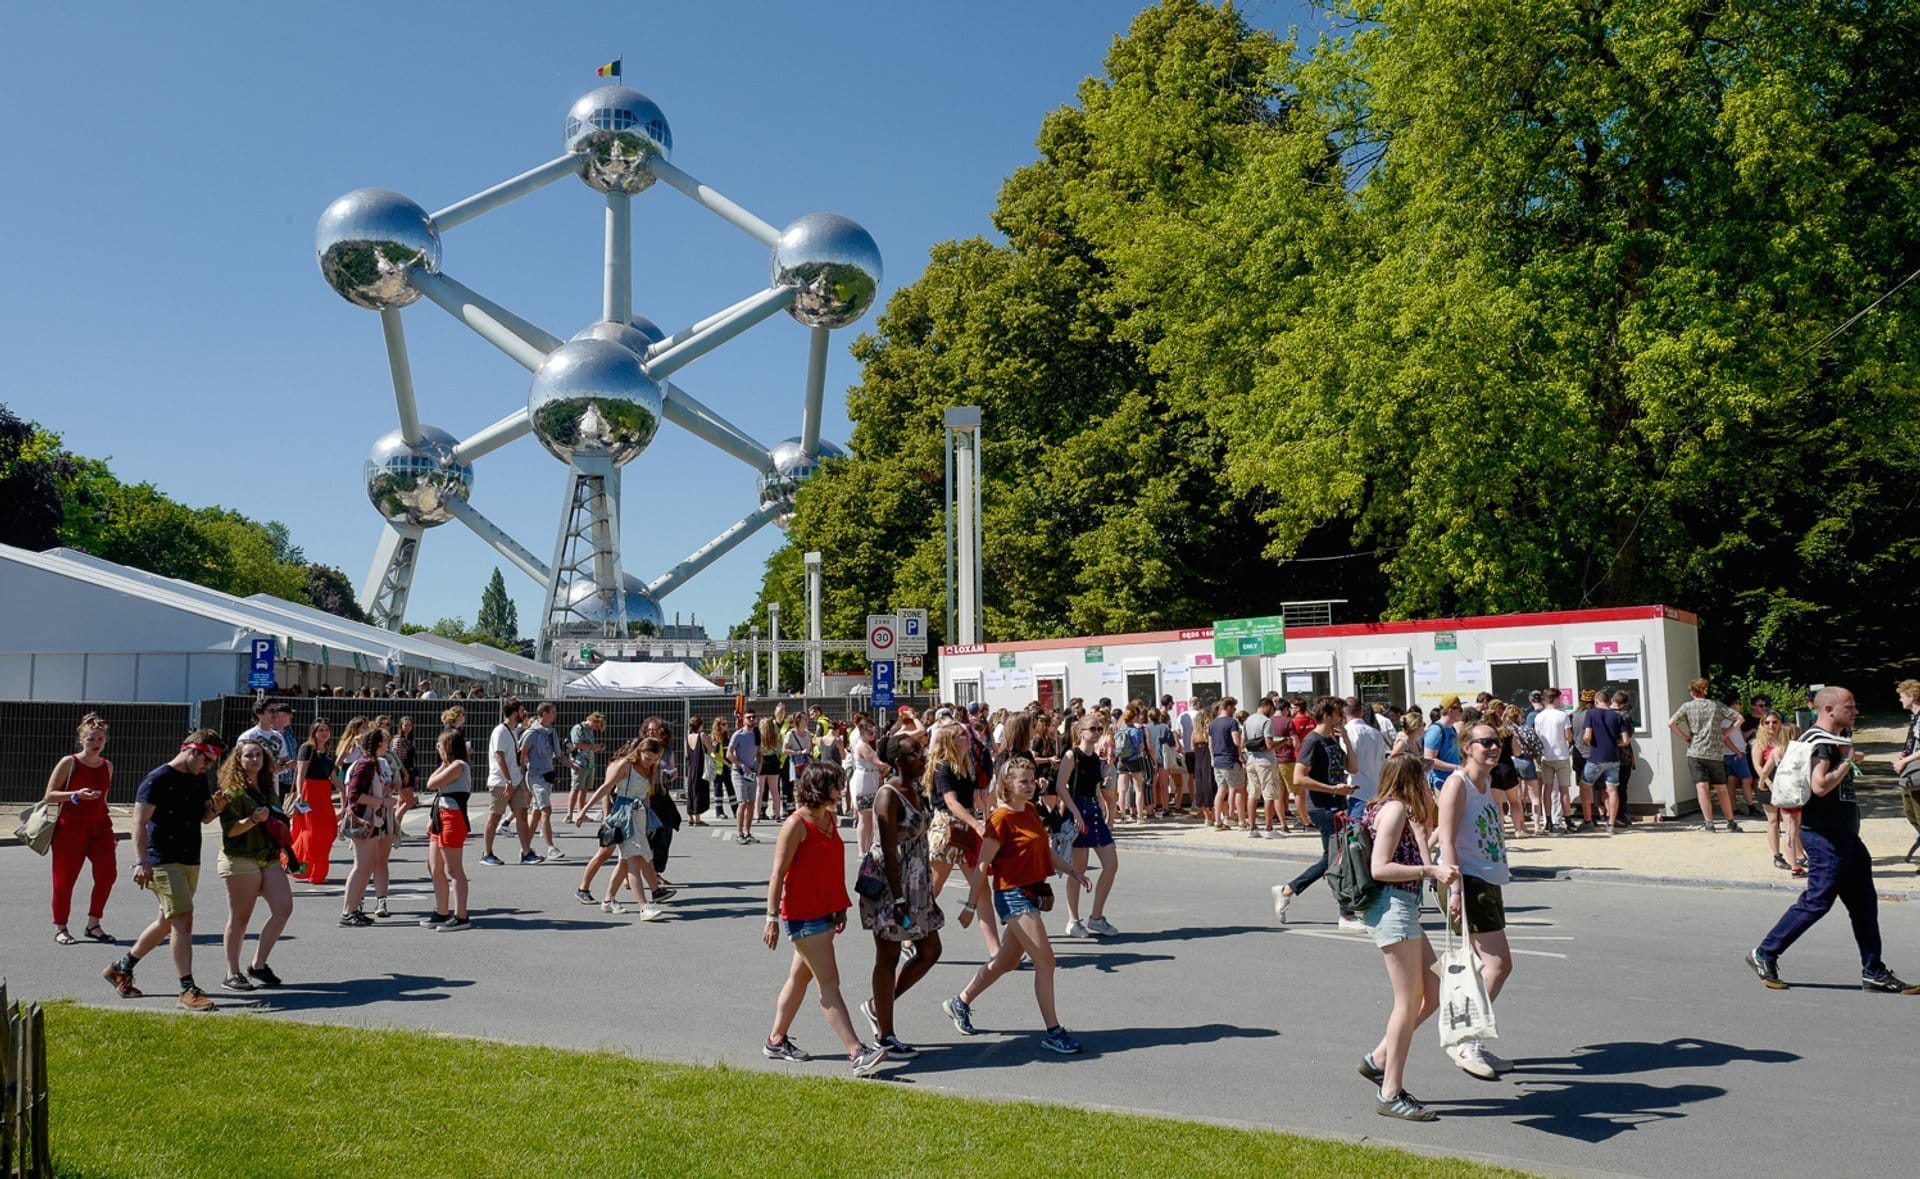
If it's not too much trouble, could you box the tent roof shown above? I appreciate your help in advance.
[0,544,542,688]
[563,660,725,696]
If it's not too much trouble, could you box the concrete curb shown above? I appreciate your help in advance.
[1111,835,1920,903]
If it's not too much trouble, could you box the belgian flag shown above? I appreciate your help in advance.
[596,58,622,78]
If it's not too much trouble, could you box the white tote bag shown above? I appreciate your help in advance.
[1435,890,1498,1049]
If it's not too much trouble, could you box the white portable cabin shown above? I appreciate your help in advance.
[939,605,1704,816]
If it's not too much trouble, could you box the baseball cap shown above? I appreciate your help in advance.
[1439,694,1462,710]
[966,701,982,714]
[934,707,954,720]
[1528,690,1544,703]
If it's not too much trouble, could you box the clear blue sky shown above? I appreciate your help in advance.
[0,1,1315,638]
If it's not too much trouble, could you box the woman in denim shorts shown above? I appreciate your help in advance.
[1356,755,1460,1122]
[761,763,888,1077]
[940,757,1092,1055]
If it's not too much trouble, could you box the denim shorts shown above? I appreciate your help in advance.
[992,886,1038,922]
[1512,757,1537,780]
[1724,752,1753,780]
[1364,886,1424,948]
[783,913,840,941]
[1583,760,1621,787]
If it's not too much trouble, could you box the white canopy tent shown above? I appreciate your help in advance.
[563,660,726,697]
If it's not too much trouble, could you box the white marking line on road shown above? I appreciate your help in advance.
[1280,927,1570,959]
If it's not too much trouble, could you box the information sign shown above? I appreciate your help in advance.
[1211,615,1286,660]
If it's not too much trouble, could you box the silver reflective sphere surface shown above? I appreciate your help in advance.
[316,189,441,310]
[564,86,672,194]
[527,338,663,466]
[770,213,881,328]
[569,316,666,357]
[364,425,472,527]
[757,436,847,529]
[558,573,665,637]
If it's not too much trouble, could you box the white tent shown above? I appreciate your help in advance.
[563,660,726,696]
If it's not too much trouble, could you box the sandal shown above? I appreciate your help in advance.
[83,924,115,943]
[54,928,79,946]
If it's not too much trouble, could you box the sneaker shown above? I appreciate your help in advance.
[1376,1091,1437,1121]
[103,962,142,999]
[901,941,919,965]
[1703,821,1718,833]
[859,998,882,1038]
[480,853,505,866]
[221,973,255,992]
[1358,1051,1385,1084]
[520,851,543,865]
[1861,969,1920,995]
[500,818,516,834]
[1063,919,1089,938]
[1086,916,1119,937]
[849,1043,890,1076]
[942,994,977,1036]
[1272,886,1292,924]
[178,986,216,1012]
[601,900,627,914]
[1337,915,1368,933]
[575,888,598,905]
[649,886,679,903]
[1726,820,1743,833]
[1746,948,1788,989]
[763,1035,811,1062]
[373,898,390,919]
[1040,1025,1083,1055]
[638,903,668,922]
[543,846,568,861]
[1477,1044,1514,1073]
[1449,1042,1498,1080]
[1247,827,1263,839]
[437,916,472,932]
[1773,854,1791,871]
[244,963,282,988]
[419,913,450,928]
[877,1032,919,1059]
[734,833,751,845]
[338,911,373,927]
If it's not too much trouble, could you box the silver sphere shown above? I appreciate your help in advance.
[527,338,663,466]
[364,425,472,528]
[559,573,665,637]
[564,86,672,194]
[315,189,441,310]
[770,213,881,329]
[569,316,666,358]
[757,436,847,529]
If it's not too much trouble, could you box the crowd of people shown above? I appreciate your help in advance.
[32,677,1920,1112]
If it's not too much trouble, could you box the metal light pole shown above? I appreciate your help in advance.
[943,406,983,646]
[749,624,760,696]
[768,601,781,696]
[804,551,823,693]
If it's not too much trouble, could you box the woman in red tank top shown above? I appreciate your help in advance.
[761,763,888,1077]
[45,713,118,945]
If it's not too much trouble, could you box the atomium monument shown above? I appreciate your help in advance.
[316,83,879,658]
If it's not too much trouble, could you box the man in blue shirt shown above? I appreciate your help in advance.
[1423,695,1463,790]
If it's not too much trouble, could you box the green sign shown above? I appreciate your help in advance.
[1085,646,1104,663]
[1435,631,1457,652]
[1211,615,1286,660]
[998,653,1016,669]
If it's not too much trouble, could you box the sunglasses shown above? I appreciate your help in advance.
[1467,737,1502,748]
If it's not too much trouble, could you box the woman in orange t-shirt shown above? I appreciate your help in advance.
[940,756,1092,1055]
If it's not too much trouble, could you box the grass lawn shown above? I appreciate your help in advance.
[47,1003,1534,1178]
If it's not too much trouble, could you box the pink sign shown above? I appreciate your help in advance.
[1594,641,1619,655]
[1192,653,1215,666]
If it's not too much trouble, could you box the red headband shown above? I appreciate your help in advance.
[182,741,224,760]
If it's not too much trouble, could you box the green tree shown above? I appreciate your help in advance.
[305,564,369,623]
[0,404,77,551]
[476,567,519,646]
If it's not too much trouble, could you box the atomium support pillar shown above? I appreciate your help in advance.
[362,522,424,629]
[539,457,626,659]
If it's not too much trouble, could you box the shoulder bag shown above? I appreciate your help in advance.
[15,801,59,856]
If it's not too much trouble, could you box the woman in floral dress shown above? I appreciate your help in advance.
[859,730,945,1060]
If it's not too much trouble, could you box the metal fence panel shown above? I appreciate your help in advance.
[0,701,193,806]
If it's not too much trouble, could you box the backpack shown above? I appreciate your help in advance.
[1514,723,1544,761]
[1115,725,1140,762]
[1327,813,1381,912]
[1768,733,1841,809]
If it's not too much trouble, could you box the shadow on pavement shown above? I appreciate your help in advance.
[1436,1038,1797,1142]
[892,1021,1280,1075]
[246,971,475,1012]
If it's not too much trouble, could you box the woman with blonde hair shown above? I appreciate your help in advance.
[577,737,675,919]
[926,722,1000,959]
[1752,710,1806,876]
[708,716,734,820]
[1355,754,1459,1121]
[45,713,117,946]
[757,716,785,823]
[420,727,474,931]
[1112,703,1151,823]
[339,728,396,926]
[214,741,294,990]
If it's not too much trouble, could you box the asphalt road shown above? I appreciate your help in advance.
[4,822,1916,1178]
